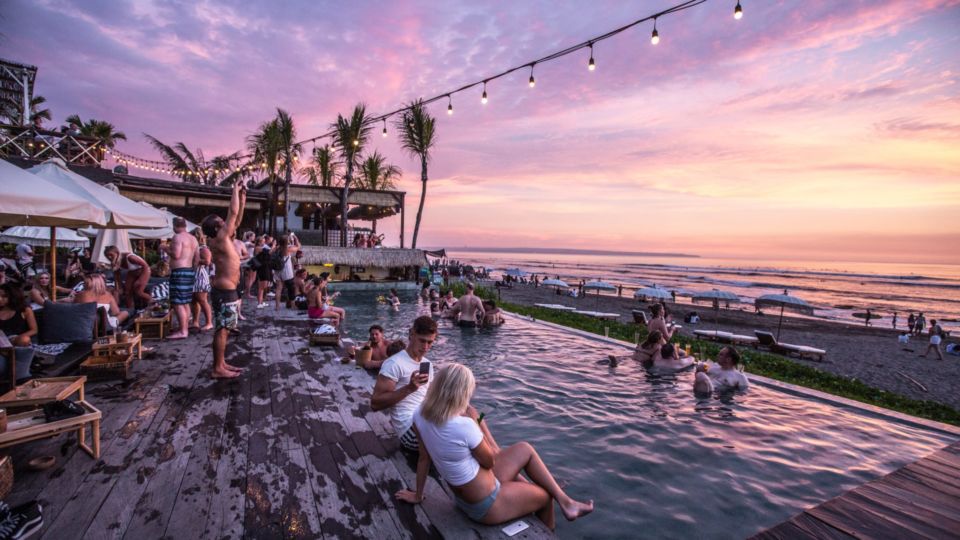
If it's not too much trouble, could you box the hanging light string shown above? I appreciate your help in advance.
[110,0,729,173]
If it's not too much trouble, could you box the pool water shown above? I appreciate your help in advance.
[338,291,957,539]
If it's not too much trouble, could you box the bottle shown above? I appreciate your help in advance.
[685,344,692,356]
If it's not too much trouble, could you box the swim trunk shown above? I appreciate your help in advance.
[399,427,420,452]
[931,335,942,346]
[458,320,478,328]
[307,306,327,319]
[169,267,195,305]
[211,287,240,331]
[454,479,500,522]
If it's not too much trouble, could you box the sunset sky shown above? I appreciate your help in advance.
[4,0,959,264]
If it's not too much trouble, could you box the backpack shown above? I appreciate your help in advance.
[270,251,284,272]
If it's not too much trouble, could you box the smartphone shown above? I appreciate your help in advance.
[418,361,431,376]
[502,520,530,537]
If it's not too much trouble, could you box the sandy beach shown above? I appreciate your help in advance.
[484,281,960,412]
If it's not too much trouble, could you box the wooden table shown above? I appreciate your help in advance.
[135,312,171,340]
[0,400,101,459]
[93,333,143,360]
[0,331,13,390]
[0,376,86,409]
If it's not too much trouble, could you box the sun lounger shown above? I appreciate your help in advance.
[754,331,826,361]
[572,310,620,320]
[533,303,577,311]
[632,310,649,326]
[693,330,759,348]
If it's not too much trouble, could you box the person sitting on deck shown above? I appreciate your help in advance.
[306,277,341,325]
[694,346,749,394]
[316,272,345,323]
[647,304,676,341]
[482,300,504,326]
[0,283,37,383]
[651,342,695,371]
[450,283,485,328]
[70,271,129,330]
[27,271,71,306]
[360,324,393,370]
[395,363,594,530]
[292,269,309,310]
[371,316,437,452]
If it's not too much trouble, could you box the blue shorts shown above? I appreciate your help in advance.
[454,479,500,522]
[169,267,195,305]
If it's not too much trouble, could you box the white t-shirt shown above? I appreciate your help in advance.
[16,244,33,264]
[379,349,433,435]
[279,255,294,281]
[413,410,483,487]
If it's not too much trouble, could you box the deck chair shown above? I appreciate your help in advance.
[632,310,649,326]
[754,331,826,361]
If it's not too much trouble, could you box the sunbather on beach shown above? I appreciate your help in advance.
[651,342,695,371]
[395,363,593,530]
[695,346,749,392]
[647,304,676,341]
[450,283,484,327]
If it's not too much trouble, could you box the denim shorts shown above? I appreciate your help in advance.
[454,479,500,522]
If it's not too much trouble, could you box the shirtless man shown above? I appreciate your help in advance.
[450,282,485,327]
[167,217,199,339]
[200,181,246,379]
[360,324,393,369]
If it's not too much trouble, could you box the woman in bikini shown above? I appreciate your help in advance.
[104,246,152,309]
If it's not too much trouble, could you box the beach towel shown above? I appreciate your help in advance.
[312,325,337,335]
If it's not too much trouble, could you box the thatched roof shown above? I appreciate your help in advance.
[300,246,427,268]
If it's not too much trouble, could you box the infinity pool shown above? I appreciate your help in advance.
[340,291,957,538]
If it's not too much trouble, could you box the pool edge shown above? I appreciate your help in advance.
[503,311,960,438]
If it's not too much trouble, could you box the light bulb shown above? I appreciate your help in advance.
[447,100,453,115]
[734,1,743,19]
[382,119,388,137]
[529,75,535,88]
[588,45,596,71]
[482,82,488,104]
[651,27,660,45]
[352,139,359,146]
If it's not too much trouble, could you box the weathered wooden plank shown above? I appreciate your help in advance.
[747,512,854,540]
[852,483,960,531]
[808,491,951,539]
[879,472,960,511]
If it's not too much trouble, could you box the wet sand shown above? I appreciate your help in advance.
[484,281,960,412]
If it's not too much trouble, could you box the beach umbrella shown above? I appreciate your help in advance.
[0,226,89,248]
[91,228,133,265]
[542,278,568,288]
[504,268,526,278]
[755,289,814,340]
[584,280,616,308]
[80,201,198,240]
[634,285,672,301]
[691,288,741,329]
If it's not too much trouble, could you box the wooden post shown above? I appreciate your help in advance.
[50,227,58,294]
[400,193,405,248]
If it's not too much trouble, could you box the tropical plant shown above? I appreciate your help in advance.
[358,150,402,232]
[331,104,372,246]
[248,109,300,234]
[65,114,127,148]
[395,99,437,249]
[144,134,246,185]
[1,95,52,128]
[303,144,340,187]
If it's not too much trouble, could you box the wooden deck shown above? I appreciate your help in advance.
[751,441,960,539]
[5,308,553,539]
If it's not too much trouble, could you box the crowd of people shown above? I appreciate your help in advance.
[352,232,385,248]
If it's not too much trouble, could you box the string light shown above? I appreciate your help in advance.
[529,64,536,88]
[481,81,488,104]
[734,1,743,19]
[651,19,660,45]
[382,118,388,137]
[447,95,453,115]
[588,44,596,71]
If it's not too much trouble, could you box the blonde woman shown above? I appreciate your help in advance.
[72,272,129,329]
[28,271,71,305]
[396,363,593,530]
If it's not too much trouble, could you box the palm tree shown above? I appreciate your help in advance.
[248,109,300,235]
[145,134,245,185]
[331,104,372,246]
[359,151,402,233]
[304,144,340,187]
[66,114,127,148]
[395,99,437,249]
[1,95,51,127]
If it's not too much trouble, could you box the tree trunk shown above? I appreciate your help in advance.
[340,162,353,247]
[411,156,428,249]
[282,159,292,233]
[268,175,278,237]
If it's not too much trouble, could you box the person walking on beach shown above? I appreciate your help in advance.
[200,181,246,379]
[921,320,945,361]
[865,308,873,327]
[915,313,926,337]
[907,313,916,335]
[891,312,898,330]
[167,217,199,339]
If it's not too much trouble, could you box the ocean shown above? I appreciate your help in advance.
[446,249,960,333]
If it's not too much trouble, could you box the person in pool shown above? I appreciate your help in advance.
[606,330,665,367]
[395,363,594,530]
[694,346,749,394]
[450,282,484,327]
[481,300,504,326]
[647,304,676,341]
[651,342,695,371]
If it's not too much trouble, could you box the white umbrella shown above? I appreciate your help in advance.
[0,159,107,228]
[755,289,814,340]
[691,289,741,329]
[0,226,89,248]
[91,229,133,265]
[504,268,526,278]
[542,278,568,288]
[634,285,672,301]
[27,160,168,229]
[583,280,616,292]
[79,201,198,240]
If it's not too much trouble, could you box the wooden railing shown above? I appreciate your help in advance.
[0,124,103,165]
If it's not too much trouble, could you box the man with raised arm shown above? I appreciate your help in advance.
[200,181,247,379]
[167,216,199,339]
[450,282,485,327]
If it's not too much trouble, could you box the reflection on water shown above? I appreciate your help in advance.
[342,291,957,539]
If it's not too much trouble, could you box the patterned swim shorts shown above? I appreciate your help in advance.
[211,287,240,331]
